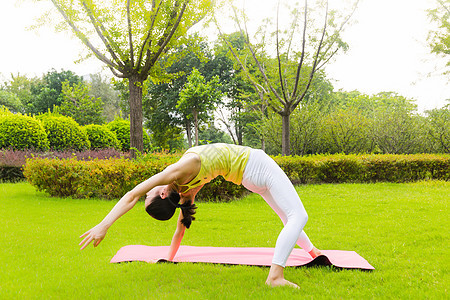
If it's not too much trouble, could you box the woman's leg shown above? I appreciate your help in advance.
[242,150,319,287]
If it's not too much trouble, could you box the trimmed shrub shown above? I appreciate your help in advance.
[39,115,90,151]
[84,124,121,150]
[24,153,449,201]
[0,106,13,117]
[24,156,174,199]
[0,114,49,151]
[107,118,151,152]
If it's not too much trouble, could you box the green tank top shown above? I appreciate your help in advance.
[180,143,251,192]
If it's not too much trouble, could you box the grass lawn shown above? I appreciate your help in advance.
[0,181,448,299]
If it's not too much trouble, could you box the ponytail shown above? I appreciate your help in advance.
[176,200,197,229]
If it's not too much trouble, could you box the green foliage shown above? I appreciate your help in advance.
[57,81,105,125]
[0,90,22,113]
[427,0,450,74]
[29,69,83,114]
[273,154,450,184]
[3,74,35,114]
[84,124,121,150]
[198,124,233,145]
[24,153,449,200]
[0,106,13,117]
[107,118,151,152]
[0,114,49,151]
[88,73,123,123]
[425,106,450,153]
[320,107,373,154]
[178,68,224,145]
[39,115,90,151]
[42,0,215,154]
[24,155,178,199]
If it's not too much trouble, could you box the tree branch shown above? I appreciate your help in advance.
[109,66,127,78]
[233,5,286,107]
[142,0,188,75]
[276,0,288,102]
[50,0,119,70]
[314,0,359,68]
[292,0,329,109]
[437,0,450,14]
[80,0,125,70]
[127,0,135,68]
[136,0,162,69]
[291,0,308,100]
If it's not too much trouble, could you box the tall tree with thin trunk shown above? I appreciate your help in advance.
[177,68,223,146]
[215,0,358,155]
[38,0,214,156]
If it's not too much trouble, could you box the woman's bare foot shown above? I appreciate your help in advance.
[266,277,300,289]
[308,247,322,258]
[266,264,300,289]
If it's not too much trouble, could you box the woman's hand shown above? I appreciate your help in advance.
[79,224,108,250]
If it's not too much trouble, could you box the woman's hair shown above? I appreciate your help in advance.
[145,191,197,228]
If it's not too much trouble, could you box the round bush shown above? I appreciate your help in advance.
[107,119,151,152]
[0,106,13,117]
[84,124,121,150]
[40,115,90,151]
[0,114,49,150]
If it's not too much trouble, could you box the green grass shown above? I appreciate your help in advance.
[0,181,448,299]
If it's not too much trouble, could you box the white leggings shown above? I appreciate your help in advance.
[242,149,314,267]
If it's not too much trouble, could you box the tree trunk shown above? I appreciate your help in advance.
[186,121,192,148]
[281,112,290,156]
[128,75,144,158]
[193,109,199,146]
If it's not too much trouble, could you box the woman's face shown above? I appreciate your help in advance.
[145,185,174,207]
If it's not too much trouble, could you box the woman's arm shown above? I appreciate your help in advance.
[79,165,186,250]
[167,211,186,260]
[166,184,203,260]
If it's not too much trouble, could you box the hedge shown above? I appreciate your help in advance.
[0,114,49,151]
[84,124,121,150]
[39,115,90,151]
[107,118,151,152]
[23,153,450,201]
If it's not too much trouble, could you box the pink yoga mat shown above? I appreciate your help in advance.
[110,245,374,270]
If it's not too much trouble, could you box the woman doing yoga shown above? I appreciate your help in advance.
[79,143,321,288]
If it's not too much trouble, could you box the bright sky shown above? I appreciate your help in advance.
[0,0,448,112]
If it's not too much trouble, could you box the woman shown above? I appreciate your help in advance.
[79,143,321,288]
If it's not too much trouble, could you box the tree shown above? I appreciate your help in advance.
[144,34,212,149]
[0,90,22,113]
[30,69,83,114]
[215,0,359,155]
[87,73,123,123]
[425,103,450,153]
[428,0,450,75]
[3,74,35,114]
[57,81,105,125]
[177,68,223,146]
[369,93,422,154]
[212,32,260,146]
[321,107,372,154]
[42,0,214,156]
[198,124,233,145]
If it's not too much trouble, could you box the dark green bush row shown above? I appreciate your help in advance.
[23,153,449,201]
[0,166,25,182]
[276,154,450,184]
